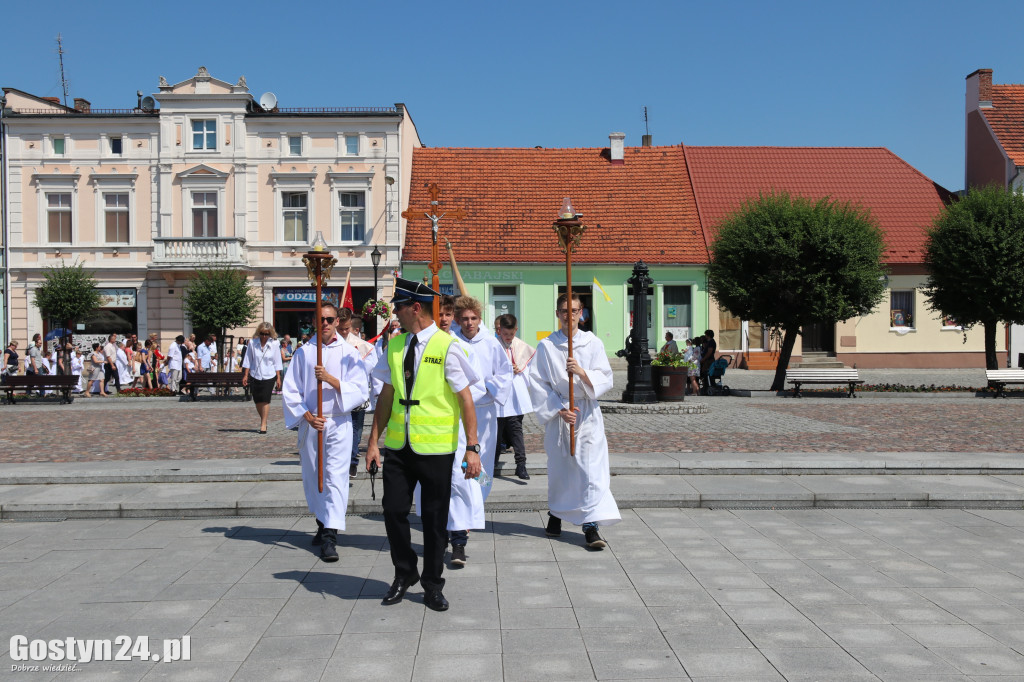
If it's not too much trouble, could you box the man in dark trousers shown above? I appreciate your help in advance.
[700,329,717,395]
[366,278,480,612]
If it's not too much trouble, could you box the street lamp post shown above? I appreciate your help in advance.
[302,230,337,493]
[370,245,382,338]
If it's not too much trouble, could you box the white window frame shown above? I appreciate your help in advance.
[108,135,124,157]
[103,193,131,244]
[658,282,697,349]
[90,173,137,247]
[327,172,373,245]
[177,165,229,238]
[282,192,309,243]
[288,134,303,157]
[889,289,916,331]
[45,192,74,244]
[190,119,217,151]
[338,191,366,243]
[489,283,521,335]
[44,133,69,158]
[271,171,317,244]
[345,134,359,156]
[190,191,219,238]
[33,173,80,246]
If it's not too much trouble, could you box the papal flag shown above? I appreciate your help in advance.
[592,277,613,304]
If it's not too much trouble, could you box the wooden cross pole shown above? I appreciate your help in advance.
[552,200,587,457]
[401,183,466,324]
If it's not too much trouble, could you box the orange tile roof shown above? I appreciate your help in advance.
[403,146,707,264]
[683,146,954,264]
[981,84,1024,166]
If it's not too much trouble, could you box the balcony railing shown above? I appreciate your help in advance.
[152,237,247,266]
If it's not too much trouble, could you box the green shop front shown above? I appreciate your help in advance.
[407,262,709,357]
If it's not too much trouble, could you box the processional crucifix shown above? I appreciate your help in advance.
[401,183,466,324]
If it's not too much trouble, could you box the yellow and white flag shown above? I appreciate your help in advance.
[592,277,613,304]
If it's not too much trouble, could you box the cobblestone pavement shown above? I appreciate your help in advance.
[2,509,1023,680]
[2,390,1023,462]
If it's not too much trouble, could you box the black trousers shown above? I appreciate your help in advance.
[382,446,455,591]
[496,415,526,465]
[104,363,121,392]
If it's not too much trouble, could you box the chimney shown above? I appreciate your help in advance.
[642,134,652,147]
[609,132,625,165]
[966,69,993,110]
[73,98,91,113]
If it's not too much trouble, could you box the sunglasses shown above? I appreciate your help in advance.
[320,316,336,324]
[557,309,582,315]
[259,332,270,336]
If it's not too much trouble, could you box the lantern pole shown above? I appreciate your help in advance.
[303,231,336,493]
[552,198,587,457]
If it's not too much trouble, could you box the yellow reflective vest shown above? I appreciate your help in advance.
[384,331,461,454]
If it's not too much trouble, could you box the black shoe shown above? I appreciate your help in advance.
[382,576,419,605]
[311,519,324,546]
[424,589,449,612]
[545,513,561,537]
[451,545,467,566]
[583,525,607,549]
[516,464,530,480]
[320,529,339,562]
[350,462,359,478]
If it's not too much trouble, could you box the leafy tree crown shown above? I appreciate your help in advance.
[181,267,261,333]
[33,260,101,326]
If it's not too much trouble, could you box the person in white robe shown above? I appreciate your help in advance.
[70,349,85,394]
[282,303,368,562]
[528,292,619,549]
[447,295,511,564]
[414,296,487,556]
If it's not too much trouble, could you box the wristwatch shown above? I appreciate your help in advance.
[465,444,481,453]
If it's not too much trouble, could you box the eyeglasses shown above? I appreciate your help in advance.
[557,308,582,316]
[320,316,336,324]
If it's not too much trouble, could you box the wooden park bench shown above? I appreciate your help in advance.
[2,374,80,405]
[181,372,250,402]
[786,368,864,398]
[985,369,1024,398]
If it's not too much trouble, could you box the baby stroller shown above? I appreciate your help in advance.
[705,356,731,396]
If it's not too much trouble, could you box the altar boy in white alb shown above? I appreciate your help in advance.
[282,303,368,562]
[448,295,512,565]
[528,292,619,548]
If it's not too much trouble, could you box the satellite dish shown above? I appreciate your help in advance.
[141,96,156,111]
[259,92,278,111]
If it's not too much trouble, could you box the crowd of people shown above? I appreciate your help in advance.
[661,329,719,395]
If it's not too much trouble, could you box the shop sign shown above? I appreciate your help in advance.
[97,288,136,308]
[459,270,523,282]
[274,288,341,305]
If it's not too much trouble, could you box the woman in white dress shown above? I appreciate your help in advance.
[115,341,133,388]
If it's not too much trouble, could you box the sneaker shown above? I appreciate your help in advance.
[545,513,561,537]
[515,463,530,480]
[450,544,467,566]
[350,462,359,478]
[583,525,606,549]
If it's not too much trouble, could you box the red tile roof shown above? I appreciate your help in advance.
[981,84,1024,166]
[403,146,707,264]
[683,146,954,264]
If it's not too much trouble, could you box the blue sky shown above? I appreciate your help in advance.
[3,0,1024,191]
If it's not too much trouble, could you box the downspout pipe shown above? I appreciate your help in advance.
[0,96,10,347]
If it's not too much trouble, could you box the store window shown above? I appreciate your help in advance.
[662,285,692,343]
[492,285,519,328]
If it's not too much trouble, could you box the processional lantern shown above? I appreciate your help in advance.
[552,197,587,456]
[302,230,337,493]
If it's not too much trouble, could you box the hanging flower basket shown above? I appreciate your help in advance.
[361,299,392,320]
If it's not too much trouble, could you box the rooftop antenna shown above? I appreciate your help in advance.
[642,106,652,147]
[56,33,69,108]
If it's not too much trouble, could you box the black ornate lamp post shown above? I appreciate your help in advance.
[619,260,657,403]
[370,245,382,337]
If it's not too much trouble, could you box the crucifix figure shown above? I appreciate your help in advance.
[401,183,466,324]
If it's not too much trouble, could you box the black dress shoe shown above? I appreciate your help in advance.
[424,589,449,612]
[382,576,418,605]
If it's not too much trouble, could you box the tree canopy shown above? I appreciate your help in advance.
[181,267,261,369]
[32,260,102,374]
[707,192,887,390]
[924,184,1024,369]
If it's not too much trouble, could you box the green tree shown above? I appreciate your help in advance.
[707,192,888,391]
[924,184,1024,370]
[181,267,261,370]
[33,260,101,374]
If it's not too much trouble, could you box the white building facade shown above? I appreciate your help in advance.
[1,67,419,350]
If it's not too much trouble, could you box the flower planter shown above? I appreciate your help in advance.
[652,366,688,402]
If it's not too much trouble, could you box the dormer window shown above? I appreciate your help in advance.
[192,120,217,150]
